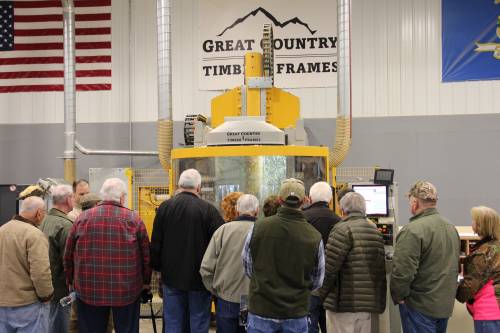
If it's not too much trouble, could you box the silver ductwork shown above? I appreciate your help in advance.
[330,0,352,168]
[75,141,157,156]
[157,0,173,171]
[62,0,76,182]
[61,0,159,168]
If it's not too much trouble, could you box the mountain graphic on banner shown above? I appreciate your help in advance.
[217,7,317,37]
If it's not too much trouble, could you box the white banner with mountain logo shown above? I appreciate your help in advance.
[198,0,337,90]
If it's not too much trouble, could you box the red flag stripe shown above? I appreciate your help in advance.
[0,56,111,65]
[14,13,111,23]
[0,83,112,93]
[15,15,62,22]
[14,0,111,8]
[14,28,111,36]
[14,42,111,51]
[0,70,111,79]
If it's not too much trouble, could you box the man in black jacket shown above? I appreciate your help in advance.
[151,169,224,333]
[303,181,340,333]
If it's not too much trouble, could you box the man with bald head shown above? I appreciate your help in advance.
[0,196,53,333]
[40,184,74,333]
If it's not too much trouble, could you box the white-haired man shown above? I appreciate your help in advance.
[201,194,259,333]
[303,181,341,333]
[151,168,224,333]
[40,184,74,333]
[318,192,386,333]
[0,196,53,333]
[64,178,151,333]
[391,181,460,333]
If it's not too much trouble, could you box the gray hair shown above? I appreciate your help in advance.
[309,181,332,204]
[51,184,73,205]
[340,192,366,215]
[20,196,45,213]
[178,169,202,189]
[100,178,127,203]
[236,194,259,215]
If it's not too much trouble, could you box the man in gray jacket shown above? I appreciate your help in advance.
[318,192,386,333]
[390,181,460,333]
[200,194,259,333]
[40,184,74,333]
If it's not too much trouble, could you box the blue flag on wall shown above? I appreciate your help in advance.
[442,0,500,82]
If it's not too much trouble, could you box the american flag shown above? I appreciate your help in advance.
[0,0,111,93]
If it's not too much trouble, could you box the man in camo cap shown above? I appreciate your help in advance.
[390,181,460,333]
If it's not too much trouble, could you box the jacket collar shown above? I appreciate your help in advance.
[234,215,257,222]
[13,214,38,227]
[472,236,493,251]
[97,200,125,208]
[277,206,306,220]
[178,191,199,198]
[342,212,366,222]
[304,201,329,210]
[410,208,438,222]
[48,208,73,222]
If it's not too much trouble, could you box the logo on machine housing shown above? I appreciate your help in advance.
[201,7,337,78]
[226,131,261,143]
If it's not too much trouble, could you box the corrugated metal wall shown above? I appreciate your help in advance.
[0,0,499,124]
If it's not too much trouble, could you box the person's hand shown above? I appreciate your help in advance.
[141,289,153,304]
[399,300,405,304]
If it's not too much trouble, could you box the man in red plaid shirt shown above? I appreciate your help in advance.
[64,178,151,333]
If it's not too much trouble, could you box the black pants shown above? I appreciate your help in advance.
[77,298,140,333]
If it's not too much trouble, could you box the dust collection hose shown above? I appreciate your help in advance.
[157,120,173,171]
[157,0,173,172]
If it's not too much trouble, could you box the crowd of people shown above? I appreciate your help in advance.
[0,169,499,333]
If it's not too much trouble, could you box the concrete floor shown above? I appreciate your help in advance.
[138,319,216,332]
[138,300,474,333]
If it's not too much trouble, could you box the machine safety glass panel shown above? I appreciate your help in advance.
[173,155,326,208]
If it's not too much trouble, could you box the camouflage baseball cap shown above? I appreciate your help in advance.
[80,192,102,210]
[407,181,438,202]
[279,178,306,204]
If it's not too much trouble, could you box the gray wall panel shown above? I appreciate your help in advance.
[1,114,499,226]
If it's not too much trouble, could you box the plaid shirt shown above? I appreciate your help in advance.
[64,201,151,306]
[241,225,325,290]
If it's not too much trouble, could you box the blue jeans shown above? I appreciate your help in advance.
[48,301,70,333]
[474,320,500,333]
[0,302,50,333]
[309,295,326,333]
[216,298,245,333]
[163,285,211,333]
[247,312,308,333]
[399,304,448,333]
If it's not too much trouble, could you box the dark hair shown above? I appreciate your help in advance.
[263,195,280,217]
[72,179,89,192]
[337,188,354,202]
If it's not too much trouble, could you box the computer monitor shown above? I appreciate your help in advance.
[351,184,388,217]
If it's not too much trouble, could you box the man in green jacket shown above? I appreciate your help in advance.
[390,181,460,333]
[41,184,74,333]
[318,191,386,333]
[242,178,325,333]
